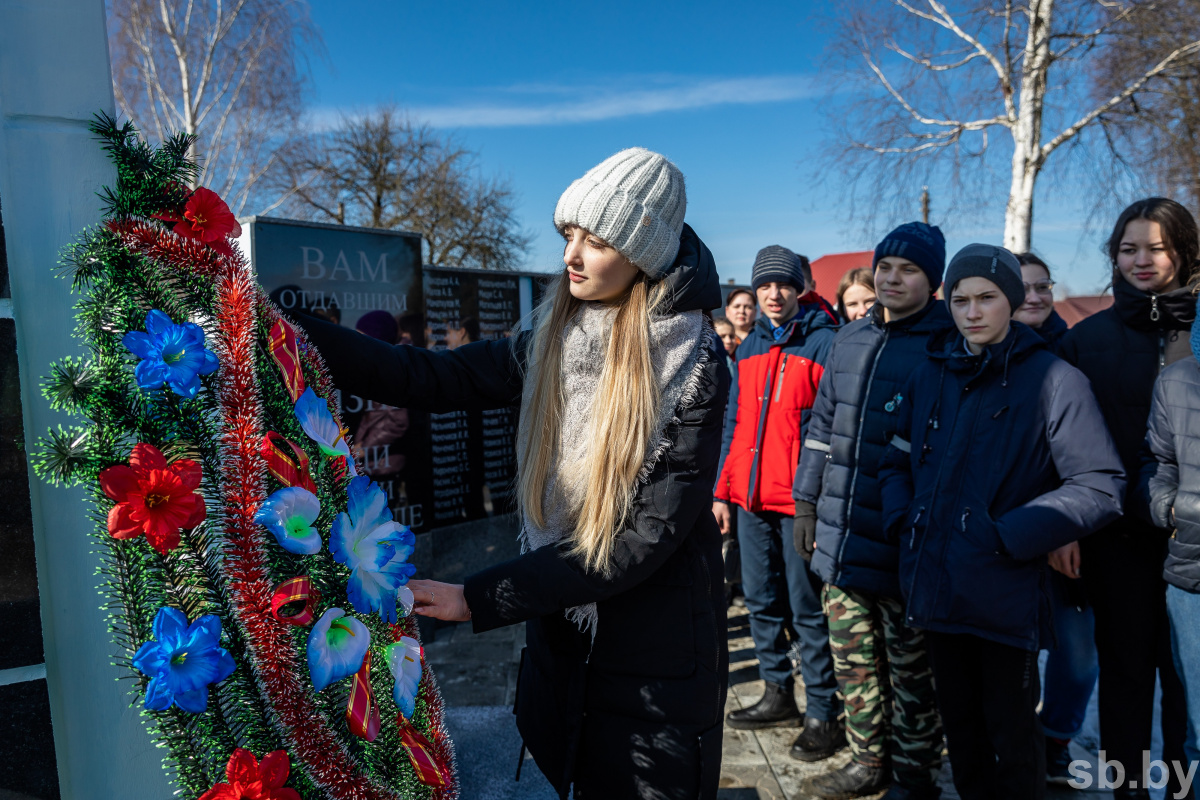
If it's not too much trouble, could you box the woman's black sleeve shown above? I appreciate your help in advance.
[288,311,526,412]
[462,354,730,632]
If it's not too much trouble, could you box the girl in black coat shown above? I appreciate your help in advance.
[1058,198,1199,799]
[289,148,730,800]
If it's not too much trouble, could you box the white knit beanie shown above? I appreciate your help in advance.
[554,147,687,279]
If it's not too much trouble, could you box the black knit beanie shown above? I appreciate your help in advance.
[944,244,1025,311]
[873,222,947,291]
[751,245,809,291]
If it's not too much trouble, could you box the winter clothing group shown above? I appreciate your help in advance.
[285,140,1200,800]
[721,207,1200,800]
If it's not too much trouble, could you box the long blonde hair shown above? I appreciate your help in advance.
[518,270,669,575]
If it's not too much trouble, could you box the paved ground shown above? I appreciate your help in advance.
[424,605,1121,799]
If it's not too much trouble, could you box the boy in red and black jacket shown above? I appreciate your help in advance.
[713,245,844,761]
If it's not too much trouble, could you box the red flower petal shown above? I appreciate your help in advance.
[144,518,181,554]
[129,443,167,472]
[226,749,259,787]
[210,238,235,258]
[198,784,241,800]
[170,458,203,491]
[183,494,207,529]
[258,751,290,788]
[172,218,199,241]
[98,465,140,501]
[107,503,143,539]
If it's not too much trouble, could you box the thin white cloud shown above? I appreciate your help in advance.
[401,75,817,128]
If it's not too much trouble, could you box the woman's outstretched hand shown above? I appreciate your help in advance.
[408,579,472,622]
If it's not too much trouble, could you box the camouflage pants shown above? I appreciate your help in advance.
[823,584,943,787]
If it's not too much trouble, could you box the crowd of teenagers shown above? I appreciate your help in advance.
[279,146,1200,800]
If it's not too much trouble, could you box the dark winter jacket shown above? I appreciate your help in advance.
[287,224,730,800]
[794,300,955,599]
[1033,309,1069,353]
[1142,342,1200,592]
[715,304,839,514]
[879,324,1125,650]
[1059,278,1195,540]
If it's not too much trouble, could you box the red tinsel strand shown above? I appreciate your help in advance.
[117,229,402,800]
[109,220,227,278]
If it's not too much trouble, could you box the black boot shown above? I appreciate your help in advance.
[805,761,889,799]
[789,715,847,762]
[726,681,802,730]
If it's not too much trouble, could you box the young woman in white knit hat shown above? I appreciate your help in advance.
[289,147,730,799]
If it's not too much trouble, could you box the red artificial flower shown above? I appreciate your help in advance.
[199,749,301,800]
[154,186,242,258]
[99,443,206,554]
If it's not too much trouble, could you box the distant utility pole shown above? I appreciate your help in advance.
[920,186,930,224]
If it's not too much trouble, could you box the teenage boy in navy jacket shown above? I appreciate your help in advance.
[794,222,952,799]
[879,245,1125,800]
[713,245,843,761]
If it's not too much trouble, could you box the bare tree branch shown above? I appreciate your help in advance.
[109,0,322,212]
[269,108,533,271]
[1043,39,1200,157]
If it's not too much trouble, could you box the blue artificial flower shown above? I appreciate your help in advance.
[294,387,355,473]
[329,476,417,623]
[307,608,371,692]
[384,635,423,720]
[254,487,323,555]
[132,606,236,713]
[123,309,219,399]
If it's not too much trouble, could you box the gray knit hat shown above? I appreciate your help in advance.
[554,147,686,279]
[944,243,1025,311]
[751,245,810,291]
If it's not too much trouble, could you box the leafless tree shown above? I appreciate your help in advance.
[272,108,532,270]
[109,0,321,213]
[823,0,1200,252]
[1093,0,1200,210]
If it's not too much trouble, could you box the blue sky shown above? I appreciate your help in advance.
[304,0,1115,295]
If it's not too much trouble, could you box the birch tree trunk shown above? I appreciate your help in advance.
[825,0,1200,251]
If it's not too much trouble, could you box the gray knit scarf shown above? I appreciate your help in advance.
[516,302,710,635]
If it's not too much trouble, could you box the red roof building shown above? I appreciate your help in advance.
[809,251,874,304]
[1054,295,1113,326]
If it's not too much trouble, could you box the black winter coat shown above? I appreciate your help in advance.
[1142,349,1200,592]
[1059,278,1194,536]
[794,300,955,598]
[879,324,1125,650]
[287,224,731,800]
[1033,310,1069,353]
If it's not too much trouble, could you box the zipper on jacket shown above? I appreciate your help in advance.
[961,507,971,532]
[1159,332,1167,372]
[746,349,779,506]
[909,505,926,550]
[773,355,788,402]
[1151,295,1161,323]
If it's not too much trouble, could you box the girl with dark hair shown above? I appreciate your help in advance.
[725,287,757,341]
[835,266,876,323]
[1058,197,1199,799]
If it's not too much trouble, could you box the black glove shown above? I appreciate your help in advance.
[794,501,817,560]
